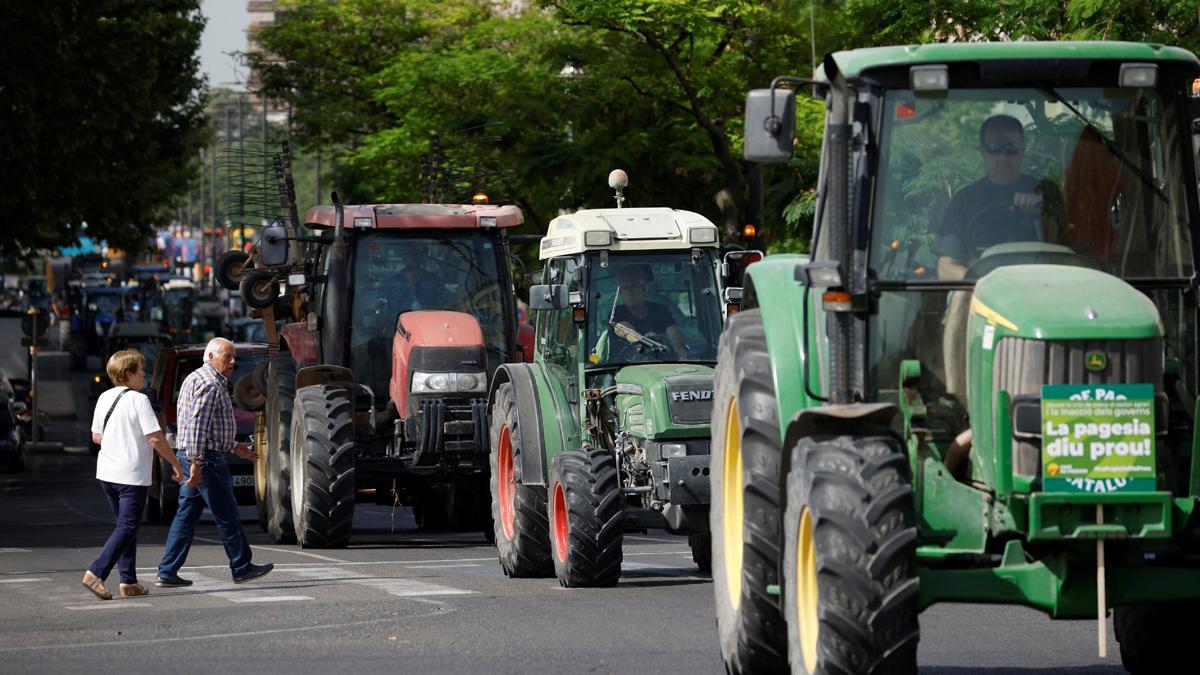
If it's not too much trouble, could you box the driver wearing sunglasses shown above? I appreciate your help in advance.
[933,114,1050,280]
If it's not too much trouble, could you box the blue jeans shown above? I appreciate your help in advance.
[158,451,253,578]
[89,481,149,584]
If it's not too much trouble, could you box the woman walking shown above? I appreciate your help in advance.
[82,349,186,600]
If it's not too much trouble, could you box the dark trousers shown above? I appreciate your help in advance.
[88,481,149,584]
[158,450,253,578]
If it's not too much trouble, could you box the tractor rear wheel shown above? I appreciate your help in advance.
[489,383,552,577]
[783,435,919,675]
[1115,602,1199,674]
[153,456,179,526]
[290,385,356,548]
[711,308,788,673]
[264,356,297,544]
[548,448,623,588]
[689,532,712,574]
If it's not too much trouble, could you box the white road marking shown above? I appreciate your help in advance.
[226,595,313,603]
[0,548,31,554]
[282,567,475,597]
[0,615,428,653]
[404,563,482,569]
[64,603,141,611]
[624,534,684,543]
[0,578,49,584]
[181,572,308,604]
[192,536,347,564]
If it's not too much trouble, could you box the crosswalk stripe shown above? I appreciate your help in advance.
[0,548,31,554]
[183,572,305,604]
[65,603,141,611]
[0,578,50,584]
[226,595,313,603]
[282,567,475,597]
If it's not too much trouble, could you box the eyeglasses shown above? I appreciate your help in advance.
[982,142,1023,156]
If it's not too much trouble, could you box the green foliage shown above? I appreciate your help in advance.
[0,0,208,256]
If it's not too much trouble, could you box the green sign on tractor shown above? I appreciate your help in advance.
[712,41,1200,674]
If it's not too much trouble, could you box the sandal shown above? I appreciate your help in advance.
[81,571,112,600]
[119,583,149,598]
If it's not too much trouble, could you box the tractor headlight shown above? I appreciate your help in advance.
[584,230,613,247]
[411,370,487,394]
[660,442,687,458]
[688,227,717,245]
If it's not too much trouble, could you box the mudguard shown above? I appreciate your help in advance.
[489,362,578,485]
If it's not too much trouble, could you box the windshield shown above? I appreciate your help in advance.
[349,231,510,400]
[866,85,1197,422]
[585,251,722,366]
[870,87,1193,282]
[87,294,124,315]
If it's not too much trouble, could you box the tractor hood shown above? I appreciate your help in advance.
[390,310,487,418]
[972,265,1162,341]
[615,364,715,440]
[396,310,485,347]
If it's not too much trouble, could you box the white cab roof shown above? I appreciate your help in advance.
[539,207,719,260]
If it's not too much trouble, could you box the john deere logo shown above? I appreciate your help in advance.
[1086,351,1107,372]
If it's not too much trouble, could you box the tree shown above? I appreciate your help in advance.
[0,0,207,257]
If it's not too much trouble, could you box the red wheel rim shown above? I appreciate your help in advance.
[552,481,568,563]
[498,426,516,540]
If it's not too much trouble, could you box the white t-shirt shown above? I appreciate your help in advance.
[91,387,162,486]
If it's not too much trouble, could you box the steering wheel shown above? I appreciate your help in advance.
[964,242,1096,279]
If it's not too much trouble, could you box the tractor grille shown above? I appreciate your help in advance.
[664,375,715,426]
[993,337,1163,475]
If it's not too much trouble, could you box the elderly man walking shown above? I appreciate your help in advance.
[155,337,273,587]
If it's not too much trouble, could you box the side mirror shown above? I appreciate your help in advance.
[744,88,796,163]
[529,284,569,310]
[259,226,290,267]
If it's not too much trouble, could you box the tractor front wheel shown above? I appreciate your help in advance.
[711,309,787,673]
[489,383,552,577]
[548,448,623,588]
[783,435,920,675]
[264,356,297,544]
[290,385,356,548]
[1115,602,1200,674]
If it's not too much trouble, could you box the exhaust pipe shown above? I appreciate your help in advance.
[322,191,349,367]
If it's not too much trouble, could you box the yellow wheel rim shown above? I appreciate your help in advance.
[797,507,819,673]
[722,398,744,609]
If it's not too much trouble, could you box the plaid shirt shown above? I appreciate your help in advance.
[177,362,236,463]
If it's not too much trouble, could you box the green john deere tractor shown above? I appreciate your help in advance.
[487,174,746,587]
[713,42,1200,674]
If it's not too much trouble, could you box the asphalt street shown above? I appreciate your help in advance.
[0,354,1130,674]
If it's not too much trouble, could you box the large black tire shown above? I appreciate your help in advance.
[290,385,356,548]
[69,338,87,371]
[216,249,251,291]
[264,356,297,544]
[689,532,712,574]
[154,456,179,526]
[489,382,552,577]
[783,435,920,675]
[711,308,788,673]
[415,480,490,532]
[1114,602,1200,674]
[548,448,623,588]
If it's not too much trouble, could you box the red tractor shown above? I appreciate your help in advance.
[232,200,533,548]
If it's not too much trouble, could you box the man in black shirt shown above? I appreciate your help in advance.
[611,265,688,360]
[934,114,1046,280]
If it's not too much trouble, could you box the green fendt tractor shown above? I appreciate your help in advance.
[488,172,742,586]
[713,42,1200,674]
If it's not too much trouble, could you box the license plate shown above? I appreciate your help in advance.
[232,475,255,488]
